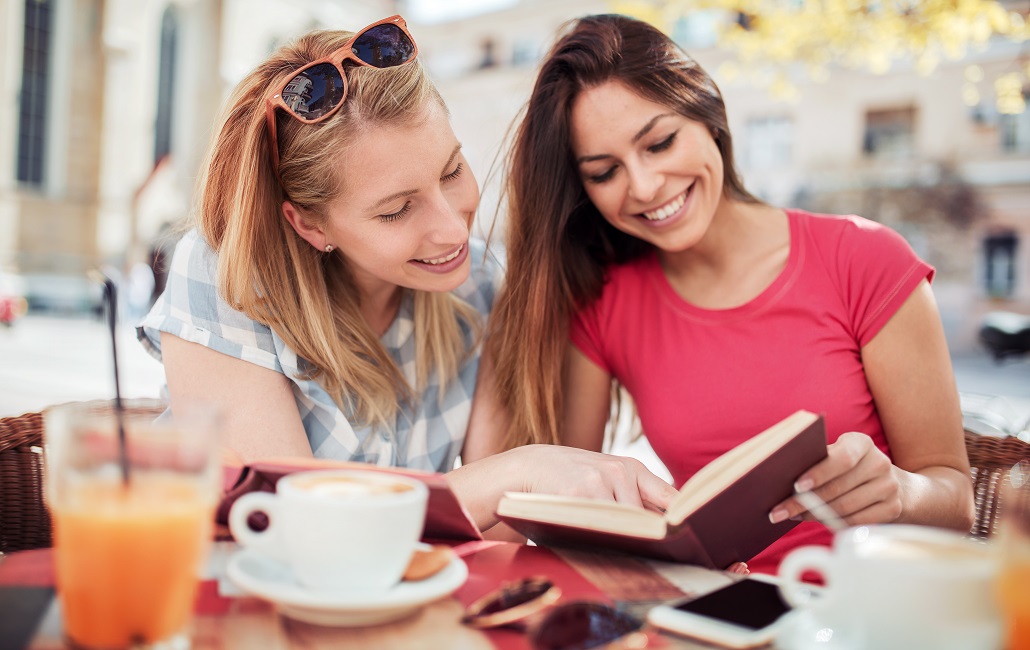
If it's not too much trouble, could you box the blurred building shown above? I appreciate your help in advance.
[0,0,395,312]
[2,0,1028,351]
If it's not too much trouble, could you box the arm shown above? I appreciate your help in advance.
[560,345,613,452]
[772,281,974,530]
[452,344,677,532]
[161,332,313,462]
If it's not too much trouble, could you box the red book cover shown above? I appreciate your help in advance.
[217,457,482,541]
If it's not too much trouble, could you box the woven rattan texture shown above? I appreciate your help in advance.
[0,410,50,553]
[966,429,1030,539]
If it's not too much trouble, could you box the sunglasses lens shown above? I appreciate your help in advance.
[531,603,642,650]
[280,62,345,119]
[478,579,555,616]
[352,23,415,67]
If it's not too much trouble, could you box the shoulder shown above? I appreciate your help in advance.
[576,253,656,320]
[793,209,913,254]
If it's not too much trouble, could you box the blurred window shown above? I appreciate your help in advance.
[999,92,1030,153]
[672,11,720,49]
[512,38,538,66]
[16,0,53,187]
[478,37,498,69]
[862,107,916,159]
[744,116,793,169]
[154,6,179,165]
[984,231,1018,298]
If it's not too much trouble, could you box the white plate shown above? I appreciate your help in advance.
[226,544,468,627]
[774,611,861,650]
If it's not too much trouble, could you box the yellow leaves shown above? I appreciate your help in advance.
[995,73,1027,114]
[609,0,1027,112]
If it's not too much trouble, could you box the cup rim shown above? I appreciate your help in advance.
[832,524,995,571]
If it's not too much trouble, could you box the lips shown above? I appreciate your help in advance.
[639,183,694,222]
[409,242,470,274]
[416,244,464,265]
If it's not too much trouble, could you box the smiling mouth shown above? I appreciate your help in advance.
[640,184,693,221]
[416,244,464,265]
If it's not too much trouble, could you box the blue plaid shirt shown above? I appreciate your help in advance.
[137,229,503,472]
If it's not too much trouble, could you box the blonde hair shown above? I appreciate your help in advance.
[195,29,480,429]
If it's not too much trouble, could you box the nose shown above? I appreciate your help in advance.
[625,160,662,205]
[424,190,472,244]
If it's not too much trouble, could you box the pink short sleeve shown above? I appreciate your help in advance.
[570,299,612,373]
[834,217,935,347]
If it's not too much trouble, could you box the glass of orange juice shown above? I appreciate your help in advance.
[44,399,221,650]
[998,461,1030,650]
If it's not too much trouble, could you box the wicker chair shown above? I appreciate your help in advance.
[0,409,50,553]
[965,428,1030,539]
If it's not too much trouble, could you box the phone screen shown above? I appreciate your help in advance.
[674,579,791,630]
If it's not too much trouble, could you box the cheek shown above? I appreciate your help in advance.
[586,184,622,219]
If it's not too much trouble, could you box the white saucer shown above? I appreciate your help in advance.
[774,611,861,650]
[226,544,468,627]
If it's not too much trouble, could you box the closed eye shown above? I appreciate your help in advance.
[378,201,412,223]
[442,162,463,183]
[586,166,617,184]
[648,131,677,153]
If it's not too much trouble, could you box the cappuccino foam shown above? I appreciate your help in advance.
[857,535,987,562]
[294,475,414,498]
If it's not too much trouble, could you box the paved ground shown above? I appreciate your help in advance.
[3,313,1030,475]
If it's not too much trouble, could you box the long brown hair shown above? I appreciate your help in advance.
[488,14,758,449]
[195,29,479,429]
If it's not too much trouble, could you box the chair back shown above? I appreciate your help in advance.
[0,410,50,553]
[965,429,1030,539]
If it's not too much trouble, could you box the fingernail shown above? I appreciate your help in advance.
[794,478,814,493]
[769,508,789,524]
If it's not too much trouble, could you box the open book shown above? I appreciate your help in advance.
[496,410,827,569]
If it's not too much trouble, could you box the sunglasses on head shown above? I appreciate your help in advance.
[264,14,418,176]
[462,577,650,650]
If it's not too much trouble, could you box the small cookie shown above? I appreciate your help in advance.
[403,545,453,581]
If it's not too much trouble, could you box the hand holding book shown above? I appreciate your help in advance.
[496,410,828,569]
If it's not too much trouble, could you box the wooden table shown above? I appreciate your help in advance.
[0,541,740,650]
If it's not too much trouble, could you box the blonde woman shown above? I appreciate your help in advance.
[138,16,676,531]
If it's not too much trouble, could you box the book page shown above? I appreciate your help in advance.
[664,410,820,525]
[497,492,667,539]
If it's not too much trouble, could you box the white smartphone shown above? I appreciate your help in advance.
[647,575,794,649]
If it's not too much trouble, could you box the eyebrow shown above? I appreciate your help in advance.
[576,113,677,164]
[369,144,463,211]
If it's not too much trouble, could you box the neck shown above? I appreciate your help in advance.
[661,197,774,276]
[658,198,789,309]
[354,276,404,337]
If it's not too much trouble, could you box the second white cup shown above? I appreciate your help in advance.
[228,469,428,593]
[777,524,1002,650]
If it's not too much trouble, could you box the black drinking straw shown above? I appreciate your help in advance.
[90,270,130,485]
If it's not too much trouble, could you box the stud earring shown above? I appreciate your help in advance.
[324,244,334,253]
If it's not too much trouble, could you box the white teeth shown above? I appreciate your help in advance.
[642,189,688,221]
[418,245,463,265]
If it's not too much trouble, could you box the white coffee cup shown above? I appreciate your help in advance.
[777,524,1002,650]
[228,470,428,593]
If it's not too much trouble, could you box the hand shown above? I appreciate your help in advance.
[447,444,679,532]
[512,444,679,512]
[768,432,903,526]
[727,562,750,575]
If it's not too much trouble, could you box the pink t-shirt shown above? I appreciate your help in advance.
[570,209,934,574]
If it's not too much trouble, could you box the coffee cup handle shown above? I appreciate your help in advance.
[778,546,833,609]
[228,492,281,557]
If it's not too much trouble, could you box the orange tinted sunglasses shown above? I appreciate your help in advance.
[264,15,418,176]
